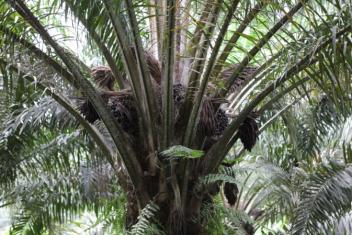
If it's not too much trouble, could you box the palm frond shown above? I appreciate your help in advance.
[161,0,176,148]
[291,162,352,234]
[5,163,119,234]
[161,145,204,160]
[130,202,164,235]
[202,22,351,175]
[4,0,147,200]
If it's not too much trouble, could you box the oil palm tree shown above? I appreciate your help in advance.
[0,0,351,234]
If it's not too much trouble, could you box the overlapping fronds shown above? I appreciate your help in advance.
[232,111,352,233]
[130,203,164,235]
[291,162,352,234]
[198,202,254,235]
[3,163,119,235]
[0,57,121,234]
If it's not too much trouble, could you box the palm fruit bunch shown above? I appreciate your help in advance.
[224,182,239,206]
[78,51,261,151]
[107,91,138,136]
[238,111,259,151]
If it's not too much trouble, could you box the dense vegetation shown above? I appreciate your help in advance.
[0,0,351,234]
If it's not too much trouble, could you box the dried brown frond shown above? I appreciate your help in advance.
[220,64,258,95]
[130,47,162,84]
[145,51,162,84]
[199,98,216,137]
[91,66,116,91]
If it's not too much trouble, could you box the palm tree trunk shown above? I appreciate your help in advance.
[122,153,207,235]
